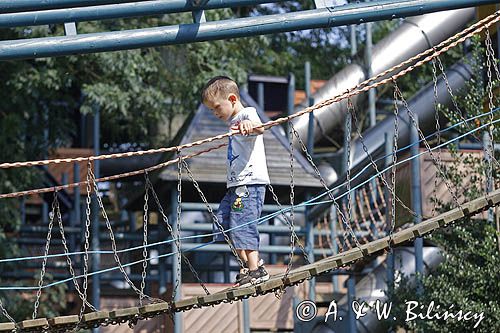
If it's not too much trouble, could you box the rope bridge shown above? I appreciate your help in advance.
[0,189,498,332]
[0,8,498,333]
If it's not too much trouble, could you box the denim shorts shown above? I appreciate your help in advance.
[214,185,266,251]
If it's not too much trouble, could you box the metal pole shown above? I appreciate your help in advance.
[410,114,423,290]
[305,194,315,302]
[42,106,49,226]
[270,218,277,264]
[243,299,251,333]
[384,132,395,290]
[92,107,101,331]
[497,4,500,73]
[347,274,356,333]
[350,25,357,57]
[365,21,377,128]
[257,82,265,111]
[224,254,230,283]
[2,0,497,60]
[0,0,282,16]
[287,73,295,139]
[171,188,182,333]
[305,61,315,154]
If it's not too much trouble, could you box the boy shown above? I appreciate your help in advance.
[201,76,270,287]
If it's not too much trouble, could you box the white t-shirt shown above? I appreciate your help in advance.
[226,107,270,188]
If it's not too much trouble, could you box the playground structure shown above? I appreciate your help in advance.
[0,1,499,333]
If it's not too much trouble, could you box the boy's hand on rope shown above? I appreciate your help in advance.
[231,120,264,136]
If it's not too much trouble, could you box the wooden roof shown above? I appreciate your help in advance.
[158,91,322,188]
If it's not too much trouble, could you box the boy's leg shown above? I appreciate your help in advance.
[246,250,259,271]
[237,249,249,273]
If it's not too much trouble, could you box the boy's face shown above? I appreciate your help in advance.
[204,93,237,122]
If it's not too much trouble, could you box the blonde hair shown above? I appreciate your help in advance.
[201,76,240,103]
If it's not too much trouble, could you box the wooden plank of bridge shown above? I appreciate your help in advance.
[284,268,310,285]
[391,228,414,245]
[109,307,139,324]
[199,290,230,306]
[18,318,48,330]
[365,237,390,255]
[81,311,110,328]
[172,296,201,312]
[414,219,440,237]
[340,248,364,264]
[139,302,169,316]
[227,285,256,300]
[48,314,80,330]
[255,275,285,294]
[0,323,15,332]
[490,189,500,204]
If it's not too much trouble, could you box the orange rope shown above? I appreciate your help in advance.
[0,144,226,199]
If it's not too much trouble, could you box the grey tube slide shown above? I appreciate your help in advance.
[292,8,475,147]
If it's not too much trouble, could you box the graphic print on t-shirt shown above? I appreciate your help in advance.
[227,136,240,167]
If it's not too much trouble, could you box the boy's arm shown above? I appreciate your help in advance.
[234,119,264,136]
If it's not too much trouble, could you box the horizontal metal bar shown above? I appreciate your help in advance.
[0,1,146,13]
[181,243,337,256]
[181,222,376,237]
[1,0,497,60]
[182,223,306,234]
[0,0,282,27]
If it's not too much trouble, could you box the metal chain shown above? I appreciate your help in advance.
[87,167,162,304]
[145,174,210,295]
[285,125,296,277]
[267,184,310,264]
[32,191,56,320]
[485,29,496,195]
[55,191,97,312]
[344,107,355,247]
[275,125,298,299]
[172,151,183,301]
[289,122,361,250]
[79,160,94,321]
[346,98,421,220]
[140,172,150,307]
[388,84,400,249]
[180,159,246,270]
[393,81,464,211]
[485,28,500,82]
[0,298,16,325]
[430,58,442,217]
